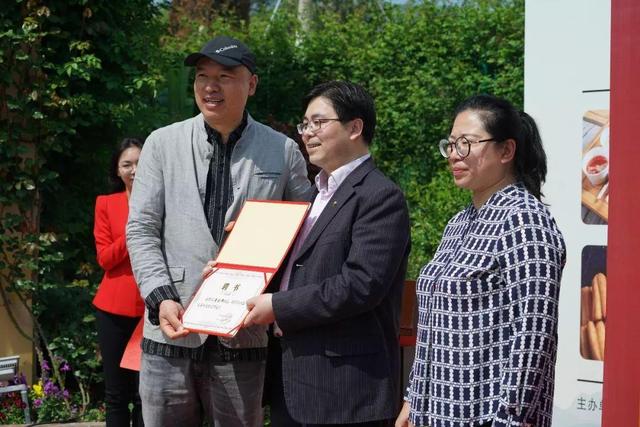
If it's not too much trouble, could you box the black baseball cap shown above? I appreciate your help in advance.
[184,35,256,74]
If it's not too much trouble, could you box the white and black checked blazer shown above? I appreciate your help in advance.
[407,183,566,427]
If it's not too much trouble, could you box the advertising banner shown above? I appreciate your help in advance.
[525,1,610,426]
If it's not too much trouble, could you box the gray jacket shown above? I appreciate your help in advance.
[127,113,312,349]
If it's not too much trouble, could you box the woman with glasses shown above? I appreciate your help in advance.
[93,137,145,427]
[396,95,566,427]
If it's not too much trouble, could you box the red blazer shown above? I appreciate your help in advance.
[93,192,144,317]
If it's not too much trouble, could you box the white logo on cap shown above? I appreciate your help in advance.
[215,45,238,54]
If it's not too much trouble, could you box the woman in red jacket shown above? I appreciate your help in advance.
[93,138,145,427]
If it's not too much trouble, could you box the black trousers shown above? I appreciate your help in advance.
[95,308,143,427]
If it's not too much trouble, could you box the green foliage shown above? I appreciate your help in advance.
[26,354,80,423]
[0,0,165,417]
[82,404,106,422]
[30,378,74,423]
[167,0,524,277]
[0,387,27,424]
[0,365,106,424]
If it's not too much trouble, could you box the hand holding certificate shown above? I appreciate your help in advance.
[185,268,266,334]
[244,294,275,327]
[182,200,310,337]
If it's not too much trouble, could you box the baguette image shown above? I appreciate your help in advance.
[596,320,605,358]
[595,273,607,319]
[580,272,607,361]
[580,324,591,359]
[581,286,592,325]
[592,275,603,321]
[586,321,601,360]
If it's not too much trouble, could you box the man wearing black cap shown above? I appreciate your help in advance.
[126,35,312,427]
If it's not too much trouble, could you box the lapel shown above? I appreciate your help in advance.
[294,158,376,261]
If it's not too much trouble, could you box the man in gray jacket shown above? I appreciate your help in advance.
[126,35,312,427]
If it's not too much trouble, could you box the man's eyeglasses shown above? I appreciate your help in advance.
[438,136,496,159]
[296,118,341,135]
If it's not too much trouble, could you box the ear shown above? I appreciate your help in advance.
[348,118,364,141]
[248,73,258,96]
[500,138,516,164]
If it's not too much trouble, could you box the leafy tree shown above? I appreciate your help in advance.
[168,0,524,276]
[169,0,252,37]
[0,0,164,418]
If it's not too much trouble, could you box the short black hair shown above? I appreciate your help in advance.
[303,80,376,145]
[454,94,547,200]
[108,137,144,193]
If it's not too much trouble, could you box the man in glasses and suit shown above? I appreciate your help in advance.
[244,80,411,427]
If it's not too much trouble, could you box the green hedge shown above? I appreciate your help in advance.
[166,0,524,277]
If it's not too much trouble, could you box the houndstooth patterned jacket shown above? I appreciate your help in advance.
[407,183,566,427]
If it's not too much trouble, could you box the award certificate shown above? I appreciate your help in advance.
[183,268,265,336]
[181,200,310,337]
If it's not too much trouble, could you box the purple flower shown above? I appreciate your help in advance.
[10,373,27,386]
[60,362,70,372]
[41,359,50,372]
[43,379,59,395]
[34,398,42,408]
[62,389,70,399]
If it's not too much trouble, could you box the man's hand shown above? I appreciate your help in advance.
[158,300,189,339]
[395,401,414,427]
[244,294,275,327]
[201,260,217,279]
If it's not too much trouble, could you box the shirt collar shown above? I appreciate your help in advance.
[315,153,371,195]
[204,110,248,146]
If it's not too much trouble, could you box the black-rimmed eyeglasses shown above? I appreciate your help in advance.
[296,118,341,135]
[438,136,496,159]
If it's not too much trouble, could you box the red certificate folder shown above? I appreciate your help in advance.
[181,200,310,337]
[120,318,143,371]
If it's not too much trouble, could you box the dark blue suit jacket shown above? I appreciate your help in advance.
[271,158,411,424]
